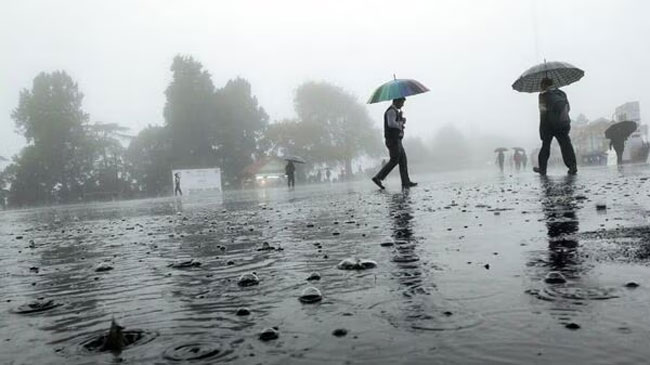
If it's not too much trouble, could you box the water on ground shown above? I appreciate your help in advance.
[3,165,650,364]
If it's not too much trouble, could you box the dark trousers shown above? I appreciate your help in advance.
[538,129,577,172]
[287,174,295,188]
[375,138,410,184]
[174,185,182,196]
[612,140,625,164]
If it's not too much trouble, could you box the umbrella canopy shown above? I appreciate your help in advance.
[512,147,526,152]
[494,147,508,153]
[367,78,429,104]
[605,121,637,140]
[512,61,584,93]
[283,155,305,164]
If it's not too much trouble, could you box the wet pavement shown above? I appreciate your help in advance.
[3,165,650,364]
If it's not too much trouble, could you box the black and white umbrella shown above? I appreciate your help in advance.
[512,61,584,93]
[283,155,305,164]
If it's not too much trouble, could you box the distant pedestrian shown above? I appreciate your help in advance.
[522,151,528,169]
[610,138,626,165]
[605,121,638,166]
[325,168,331,182]
[496,151,505,172]
[533,78,577,175]
[174,172,182,196]
[372,97,417,189]
[285,161,296,188]
[514,151,522,171]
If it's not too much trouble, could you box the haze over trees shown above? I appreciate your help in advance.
[0,55,384,206]
[266,81,381,176]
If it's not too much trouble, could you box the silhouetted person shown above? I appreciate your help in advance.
[325,168,331,182]
[514,151,522,171]
[174,172,182,196]
[533,78,577,175]
[496,151,505,172]
[610,138,626,165]
[285,161,296,188]
[372,97,417,189]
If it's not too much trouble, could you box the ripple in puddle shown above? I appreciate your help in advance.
[79,329,158,353]
[162,341,233,362]
[526,286,619,301]
[14,299,62,314]
[373,302,482,332]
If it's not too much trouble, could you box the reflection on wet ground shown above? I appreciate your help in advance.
[3,166,650,364]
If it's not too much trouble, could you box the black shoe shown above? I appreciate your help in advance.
[533,167,546,175]
[371,177,385,189]
[402,182,418,188]
[568,168,577,175]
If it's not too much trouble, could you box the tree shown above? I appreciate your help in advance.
[289,81,381,176]
[83,122,132,199]
[213,78,269,186]
[9,71,89,204]
[164,55,216,168]
[126,125,171,196]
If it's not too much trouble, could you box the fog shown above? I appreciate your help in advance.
[2,0,649,160]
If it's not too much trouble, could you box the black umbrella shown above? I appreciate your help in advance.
[283,155,306,164]
[494,147,508,153]
[605,121,637,140]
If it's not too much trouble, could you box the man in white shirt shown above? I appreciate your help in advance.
[372,98,417,189]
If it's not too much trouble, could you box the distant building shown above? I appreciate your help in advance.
[571,101,648,166]
[614,101,640,122]
[571,117,611,166]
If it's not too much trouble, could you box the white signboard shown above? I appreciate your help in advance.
[171,168,222,196]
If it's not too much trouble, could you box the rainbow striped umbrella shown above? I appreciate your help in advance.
[367,77,429,104]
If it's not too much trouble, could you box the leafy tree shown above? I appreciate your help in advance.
[292,81,381,176]
[83,122,132,199]
[213,78,269,186]
[126,125,171,196]
[164,55,216,168]
[9,71,89,204]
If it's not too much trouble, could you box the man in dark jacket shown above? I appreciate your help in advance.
[285,161,296,188]
[174,172,182,196]
[372,97,417,189]
[533,78,577,175]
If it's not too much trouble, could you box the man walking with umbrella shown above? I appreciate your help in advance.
[534,78,577,175]
[512,60,583,176]
[368,76,428,189]
[372,98,417,189]
[285,161,296,188]
[605,121,637,165]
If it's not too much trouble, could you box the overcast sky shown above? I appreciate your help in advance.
[2,0,649,159]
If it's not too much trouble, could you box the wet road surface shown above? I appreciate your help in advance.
[3,166,650,364]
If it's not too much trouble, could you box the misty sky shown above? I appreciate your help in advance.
[2,0,649,160]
